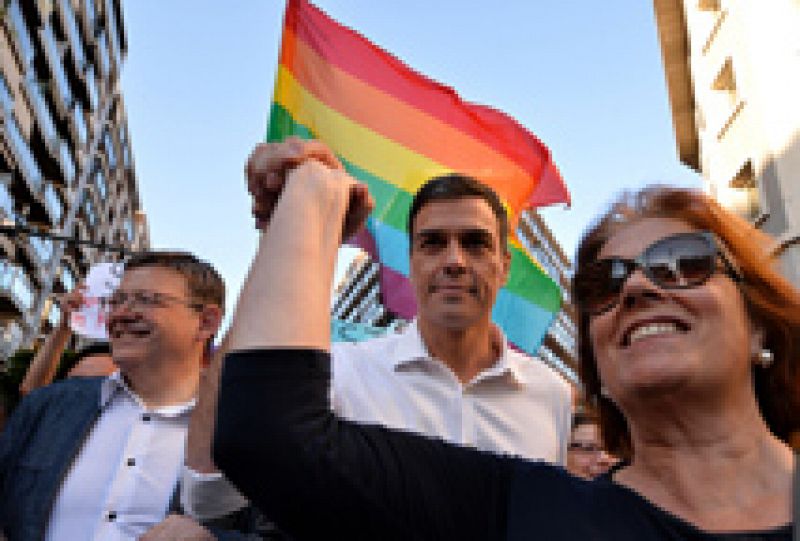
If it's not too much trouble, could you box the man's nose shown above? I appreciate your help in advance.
[442,239,467,272]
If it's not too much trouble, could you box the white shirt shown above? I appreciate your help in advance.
[46,372,195,541]
[181,321,572,518]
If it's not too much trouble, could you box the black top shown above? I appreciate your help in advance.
[213,349,793,541]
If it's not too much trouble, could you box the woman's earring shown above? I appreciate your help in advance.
[755,348,774,369]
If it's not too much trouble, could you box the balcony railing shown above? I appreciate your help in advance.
[0,260,35,314]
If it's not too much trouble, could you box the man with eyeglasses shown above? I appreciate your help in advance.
[566,411,618,480]
[0,252,259,540]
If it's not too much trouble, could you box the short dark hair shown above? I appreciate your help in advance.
[408,174,509,250]
[124,251,225,310]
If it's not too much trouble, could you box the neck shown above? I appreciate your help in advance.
[417,317,500,384]
[122,353,201,409]
[616,384,794,529]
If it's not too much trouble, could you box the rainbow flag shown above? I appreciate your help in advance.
[268,0,570,356]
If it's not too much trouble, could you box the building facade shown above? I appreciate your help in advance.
[653,0,800,286]
[331,209,579,383]
[1,0,147,358]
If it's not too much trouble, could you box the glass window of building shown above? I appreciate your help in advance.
[40,24,74,109]
[60,0,87,70]
[104,129,117,169]
[8,0,36,67]
[26,78,59,145]
[5,113,43,193]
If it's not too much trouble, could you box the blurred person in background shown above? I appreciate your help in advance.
[567,410,617,480]
[20,286,115,397]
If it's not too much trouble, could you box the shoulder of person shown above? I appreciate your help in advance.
[332,328,405,365]
[21,376,104,409]
[509,349,572,394]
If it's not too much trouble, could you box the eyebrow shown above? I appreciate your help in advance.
[415,227,495,238]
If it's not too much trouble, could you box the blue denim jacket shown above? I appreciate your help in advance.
[0,377,274,541]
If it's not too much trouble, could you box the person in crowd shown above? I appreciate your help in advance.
[19,287,116,397]
[0,251,261,540]
[566,410,617,480]
[214,157,799,540]
[179,139,572,523]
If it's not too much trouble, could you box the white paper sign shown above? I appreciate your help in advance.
[70,262,125,340]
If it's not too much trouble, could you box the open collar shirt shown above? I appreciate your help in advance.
[330,320,572,462]
[181,321,572,519]
[46,371,195,541]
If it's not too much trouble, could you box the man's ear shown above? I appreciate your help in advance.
[197,305,223,342]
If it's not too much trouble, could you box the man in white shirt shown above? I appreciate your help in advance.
[181,139,572,523]
[0,251,236,541]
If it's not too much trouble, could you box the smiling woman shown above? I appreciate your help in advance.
[575,186,800,461]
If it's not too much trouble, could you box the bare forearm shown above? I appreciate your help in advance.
[226,162,348,352]
[186,335,228,473]
[20,324,71,395]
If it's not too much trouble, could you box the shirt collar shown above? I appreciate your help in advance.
[100,371,196,417]
[391,320,528,386]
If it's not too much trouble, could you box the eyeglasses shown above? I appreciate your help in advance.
[101,289,203,312]
[568,442,603,454]
[574,231,741,316]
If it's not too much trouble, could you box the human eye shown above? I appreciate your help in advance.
[461,231,493,253]
[417,232,446,251]
[135,291,159,306]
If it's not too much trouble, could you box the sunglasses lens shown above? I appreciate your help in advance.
[646,234,715,288]
[576,259,630,314]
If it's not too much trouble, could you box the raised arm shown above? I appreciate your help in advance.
[214,155,511,540]
[19,287,85,396]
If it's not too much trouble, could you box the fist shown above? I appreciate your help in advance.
[246,138,373,239]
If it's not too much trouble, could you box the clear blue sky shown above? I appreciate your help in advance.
[121,1,701,323]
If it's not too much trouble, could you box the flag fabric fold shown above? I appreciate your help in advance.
[267,0,570,356]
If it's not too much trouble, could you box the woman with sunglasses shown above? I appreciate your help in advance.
[214,159,799,540]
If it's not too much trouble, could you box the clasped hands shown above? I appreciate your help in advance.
[246,137,374,240]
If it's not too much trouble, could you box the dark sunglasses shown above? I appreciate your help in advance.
[574,231,741,316]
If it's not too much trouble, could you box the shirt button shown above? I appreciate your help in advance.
[107,511,117,521]
[142,414,151,422]
[126,458,135,467]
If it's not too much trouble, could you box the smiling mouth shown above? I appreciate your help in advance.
[622,319,690,347]
[109,325,151,340]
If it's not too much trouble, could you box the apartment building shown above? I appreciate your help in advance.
[654,0,800,285]
[1,0,147,358]
[331,209,579,383]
